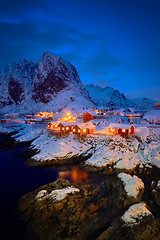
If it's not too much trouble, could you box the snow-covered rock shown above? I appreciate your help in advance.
[35,187,80,202]
[31,133,92,163]
[118,173,144,198]
[121,202,152,226]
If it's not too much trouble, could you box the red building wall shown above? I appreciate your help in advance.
[83,112,93,122]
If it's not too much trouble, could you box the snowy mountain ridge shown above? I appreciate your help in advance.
[85,84,156,110]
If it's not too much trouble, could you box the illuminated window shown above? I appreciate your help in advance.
[122,129,126,133]
[64,117,68,121]
[83,129,86,133]
[66,127,69,130]
[110,128,113,132]
[58,127,60,130]
[78,129,80,133]
[67,112,70,116]
[73,129,75,132]
[55,125,57,127]
[62,127,64,130]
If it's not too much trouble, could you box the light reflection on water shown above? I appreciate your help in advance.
[58,166,89,184]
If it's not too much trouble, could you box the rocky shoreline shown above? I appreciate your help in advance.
[0,128,160,239]
[18,177,160,240]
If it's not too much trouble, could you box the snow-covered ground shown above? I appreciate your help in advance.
[143,110,160,124]
[31,132,93,162]
[121,202,152,226]
[0,115,160,171]
[118,173,144,198]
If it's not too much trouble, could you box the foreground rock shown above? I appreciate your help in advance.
[18,175,157,240]
[97,202,159,240]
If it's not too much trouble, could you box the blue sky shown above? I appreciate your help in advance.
[0,0,160,100]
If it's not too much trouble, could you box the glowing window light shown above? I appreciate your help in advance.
[67,112,70,116]
[58,127,60,130]
[55,125,57,127]
[122,129,126,133]
[110,128,113,132]
[78,129,80,133]
[83,129,86,133]
[62,127,64,130]
[73,129,75,132]
[64,117,68,121]
[66,127,69,130]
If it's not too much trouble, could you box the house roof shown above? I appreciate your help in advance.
[109,123,134,130]
[58,121,75,127]
[74,122,95,129]
[48,121,60,125]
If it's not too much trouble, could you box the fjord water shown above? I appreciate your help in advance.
[0,136,103,240]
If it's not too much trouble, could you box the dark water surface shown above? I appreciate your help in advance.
[0,136,104,240]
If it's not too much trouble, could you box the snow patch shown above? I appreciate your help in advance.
[118,173,144,198]
[35,187,80,202]
[121,202,152,226]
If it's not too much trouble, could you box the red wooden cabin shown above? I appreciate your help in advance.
[47,121,60,130]
[108,123,134,135]
[73,122,95,135]
[58,122,75,133]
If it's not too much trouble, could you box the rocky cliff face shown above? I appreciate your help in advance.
[8,59,35,104]
[32,52,90,103]
[0,52,92,112]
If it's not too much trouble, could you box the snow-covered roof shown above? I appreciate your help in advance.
[109,123,134,130]
[48,121,60,125]
[74,122,95,129]
[59,121,75,126]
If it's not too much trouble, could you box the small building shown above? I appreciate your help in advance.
[155,102,160,110]
[58,122,75,133]
[1,119,10,123]
[24,115,33,119]
[36,111,54,118]
[47,121,60,130]
[83,112,93,122]
[108,123,134,135]
[41,116,53,122]
[73,122,95,135]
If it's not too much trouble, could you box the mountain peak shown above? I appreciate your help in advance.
[0,52,93,112]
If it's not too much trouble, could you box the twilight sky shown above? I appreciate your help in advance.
[0,0,160,100]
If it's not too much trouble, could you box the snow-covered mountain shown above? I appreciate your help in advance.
[86,84,155,110]
[85,84,128,108]
[0,52,93,114]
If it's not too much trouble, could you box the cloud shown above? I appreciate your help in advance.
[81,46,120,78]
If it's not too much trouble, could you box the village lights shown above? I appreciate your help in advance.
[83,129,86,133]
[66,127,69,130]
[67,112,70,116]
